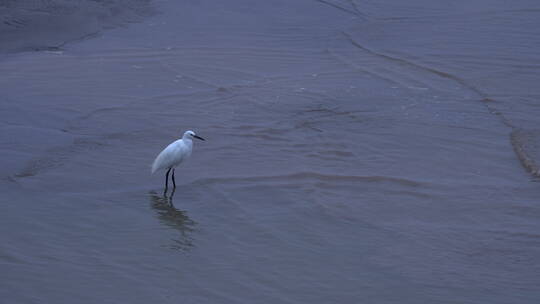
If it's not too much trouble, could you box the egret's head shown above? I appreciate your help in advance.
[184,130,205,141]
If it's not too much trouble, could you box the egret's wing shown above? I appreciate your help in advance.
[151,142,182,174]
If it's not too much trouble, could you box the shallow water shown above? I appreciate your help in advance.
[1,0,540,303]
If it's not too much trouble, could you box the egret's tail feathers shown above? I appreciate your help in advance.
[151,160,159,174]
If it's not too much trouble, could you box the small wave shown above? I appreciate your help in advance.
[190,171,424,187]
[0,0,153,54]
[510,129,540,177]
[15,137,107,178]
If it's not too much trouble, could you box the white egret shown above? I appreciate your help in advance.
[151,130,205,188]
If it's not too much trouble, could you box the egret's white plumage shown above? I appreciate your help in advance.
[151,134,192,174]
[152,130,205,188]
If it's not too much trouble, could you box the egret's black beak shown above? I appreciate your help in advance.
[193,135,205,141]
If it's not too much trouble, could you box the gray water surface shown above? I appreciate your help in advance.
[1,1,540,303]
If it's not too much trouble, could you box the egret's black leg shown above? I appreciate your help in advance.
[172,168,176,188]
[165,168,171,190]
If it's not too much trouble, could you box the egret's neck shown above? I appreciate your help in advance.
[182,136,193,145]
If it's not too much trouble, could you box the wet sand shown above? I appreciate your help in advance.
[1,0,540,303]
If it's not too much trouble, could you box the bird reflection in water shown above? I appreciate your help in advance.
[149,188,197,251]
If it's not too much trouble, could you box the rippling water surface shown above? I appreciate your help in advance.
[1,0,540,303]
